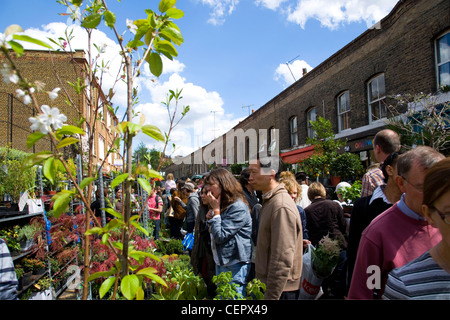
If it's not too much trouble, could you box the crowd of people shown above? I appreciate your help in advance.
[1,129,449,300]
[155,129,450,300]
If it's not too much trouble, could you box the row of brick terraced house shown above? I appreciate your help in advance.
[0,49,120,174]
[163,0,450,178]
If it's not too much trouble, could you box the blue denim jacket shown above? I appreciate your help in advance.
[208,199,252,266]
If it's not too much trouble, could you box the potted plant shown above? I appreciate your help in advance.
[0,225,21,254]
[15,266,25,291]
[0,147,37,207]
[311,234,342,279]
[22,258,46,275]
[330,152,364,183]
[18,224,40,252]
[300,117,346,185]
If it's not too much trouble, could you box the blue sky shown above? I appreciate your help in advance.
[0,0,398,157]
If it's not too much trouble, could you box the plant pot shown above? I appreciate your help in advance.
[21,271,33,287]
[330,176,341,186]
[20,239,35,252]
[17,277,23,291]
[33,268,47,276]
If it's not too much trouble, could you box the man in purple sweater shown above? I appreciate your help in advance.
[348,146,444,299]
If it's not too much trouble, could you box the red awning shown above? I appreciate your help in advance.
[280,145,315,164]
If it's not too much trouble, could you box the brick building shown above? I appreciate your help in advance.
[164,0,450,178]
[0,49,120,173]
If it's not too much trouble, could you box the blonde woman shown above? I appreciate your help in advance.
[280,177,309,242]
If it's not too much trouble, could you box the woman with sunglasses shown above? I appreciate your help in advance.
[383,157,450,299]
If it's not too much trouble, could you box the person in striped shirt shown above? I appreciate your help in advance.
[383,157,450,299]
[0,238,18,300]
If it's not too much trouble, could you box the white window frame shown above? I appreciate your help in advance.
[436,30,450,90]
[289,116,298,147]
[367,74,387,124]
[337,91,351,132]
[98,135,105,160]
[306,107,316,138]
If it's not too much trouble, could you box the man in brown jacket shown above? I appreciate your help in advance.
[248,157,303,299]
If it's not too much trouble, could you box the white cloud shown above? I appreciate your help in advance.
[136,73,243,157]
[274,59,313,86]
[254,0,288,10]
[6,21,242,157]
[285,0,398,29]
[197,0,240,25]
[199,0,397,30]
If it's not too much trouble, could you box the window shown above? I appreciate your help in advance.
[99,135,105,160]
[436,31,450,89]
[267,126,276,150]
[306,107,316,138]
[289,116,298,147]
[368,74,386,123]
[337,92,351,131]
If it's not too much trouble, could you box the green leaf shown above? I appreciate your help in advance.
[127,122,142,135]
[131,251,160,262]
[147,169,164,180]
[147,52,163,77]
[55,125,85,137]
[7,40,24,57]
[52,191,73,218]
[88,270,116,282]
[137,178,152,194]
[131,221,149,236]
[155,39,178,59]
[112,241,123,251]
[136,286,144,300]
[141,125,165,142]
[71,0,83,7]
[100,277,116,299]
[104,10,116,28]
[43,157,56,185]
[26,132,45,149]
[13,34,53,49]
[84,227,104,235]
[111,173,129,190]
[81,13,102,29]
[104,208,123,220]
[166,7,184,19]
[21,151,52,170]
[101,233,109,245]
[121,275,140,300]
[79,176,96,190]
[138,270,167,287]
[56,137,80,149]
[126,39,145,50]
[159,24,184,46]
[103,219,124,232]
[159,0,177,13]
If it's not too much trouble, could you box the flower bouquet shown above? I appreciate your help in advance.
[311,234,341,279]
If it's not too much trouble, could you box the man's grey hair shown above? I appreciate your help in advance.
[397,145,445,178]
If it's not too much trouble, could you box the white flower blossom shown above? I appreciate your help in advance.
[0,34,12,47]
[48,87,61,100]
[126,19,137,34]
[28,105,67,134]
[1,63,18,84]
[15,87,35,105]
[29,115,51,134]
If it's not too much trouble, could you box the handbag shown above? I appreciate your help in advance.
[182,232,194,251]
